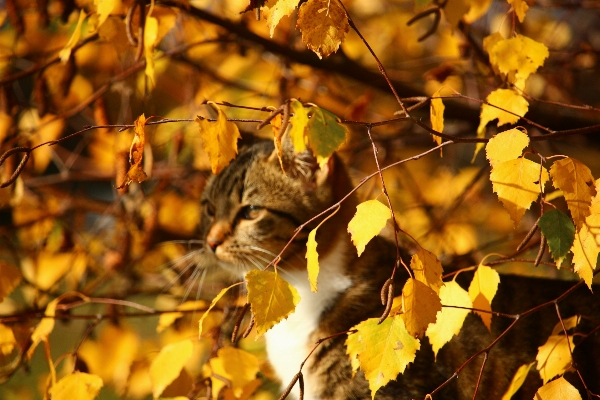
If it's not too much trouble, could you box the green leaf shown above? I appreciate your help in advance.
[538,209,575,266]
[306,107,347,165]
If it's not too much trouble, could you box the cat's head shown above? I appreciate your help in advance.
[198,141,336,276]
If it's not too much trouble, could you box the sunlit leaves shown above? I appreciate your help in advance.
[196,102,242,174]
[401,278,441,338]
[297,0,349,59]
[507,0,529,22]
[0,261,22,302]
[478,89,529,130]
[78,324,140,394]
[50,372,103,400]
[346,316,420,399]
[468,264,500,331]
[425,280,472,357]
[410,246,444,294]
[490,158,548,227]
[549,157,595,229]
[263,0,299,37]
[571,223,598,289]
[486,34,549,89]
[287,101,348,164]
[59,10,86,62]
[208,347,260,399]
[95,0,116,28]
[306,228,320,292]
[536,334,575,383]
[144,17,159,86]
[500,362,534,400]
[430,88,444,146]
[245,270,300,336]
[28,297,61,358]
[149,339,194,398]
[538,210,575,266]
[347,200,391,256]
[534,377,582,400]
[485,128,529,168]
[199,283,239,336]
[0,324,16,355]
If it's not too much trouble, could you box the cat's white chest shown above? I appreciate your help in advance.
[264,242,351,400]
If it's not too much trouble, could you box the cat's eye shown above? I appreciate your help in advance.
[203,201,216,217]
[240,205,263,220]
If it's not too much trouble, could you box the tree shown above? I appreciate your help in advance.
[0,0,599,399]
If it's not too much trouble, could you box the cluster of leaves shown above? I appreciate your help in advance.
[1,0,600,399]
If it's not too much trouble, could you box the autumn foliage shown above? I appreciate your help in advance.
[1,0,600,399]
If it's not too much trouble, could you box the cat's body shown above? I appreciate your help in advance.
[198,140,600,399]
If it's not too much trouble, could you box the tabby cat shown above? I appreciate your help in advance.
[198,140,600,399]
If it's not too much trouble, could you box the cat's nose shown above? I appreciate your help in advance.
[207,221,231,251]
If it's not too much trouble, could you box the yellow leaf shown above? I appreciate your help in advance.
[28,298,60,358]
[33,251,87,291]
[570,224,598,289]
[245,270,300,336]
[478,89,529,130]
[489,35,549,89]
[144,16,158,85]
[500,362,535,400]
[18,110,65,173]
[199,283,239,336]
[209,347,260,398]
[464,0,492,23]
[94,0,115,28]
[410,246,444,294]
[551,315,580,336]
[425,280,472,357]
[306,228,319,292]
[443,0,471,28]
[534,377,582,400]
[536,334,575,383]
[157,300,207,333]
[0,261,22,302]
[196,102,242,174]
[347,200,391,256]
[158,192,201,236]
[549,157,595,229]
[50,372,103,400]
[507,0,529,22]
[78,324,140,393]
[468,264,500,331]
[263,0,298,37]
[430,89,444,146]
[347,316,420,399]
[150,339,194,398]
[485,128,530,168]
[490,158,549,227]
[59,10,86,62]
[0,323,16,355]
[297,0,349,59]
[289,100,309,153]
[401,278,442,338]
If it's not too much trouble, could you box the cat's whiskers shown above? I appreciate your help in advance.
[247,245,305,265]
[161,249,205,292]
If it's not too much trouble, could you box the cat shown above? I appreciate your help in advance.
[197,139,600,399]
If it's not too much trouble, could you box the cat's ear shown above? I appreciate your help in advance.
[267,137,333,186]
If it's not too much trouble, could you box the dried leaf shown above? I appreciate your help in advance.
[549,157,595,229]
[245,270,300,336]
[197,102,242,174]
[0,261,22,302]
[410,246,444,294]
[150,340,194,398]
[401,278,442,338]
[347,200,391,256]
[425,280,472,357]
[297,0,349,59]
